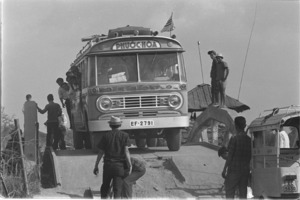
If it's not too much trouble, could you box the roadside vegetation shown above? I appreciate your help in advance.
[1,107,40,198]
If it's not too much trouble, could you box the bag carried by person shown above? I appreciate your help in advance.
[58,113,68,133]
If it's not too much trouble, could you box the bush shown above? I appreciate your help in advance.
[1,154,41,198]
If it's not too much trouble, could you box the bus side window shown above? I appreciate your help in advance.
[265,129,276,147]
[97,57,110,84]
[253,131,263,148]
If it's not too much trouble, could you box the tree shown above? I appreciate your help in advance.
[1,107,15,150]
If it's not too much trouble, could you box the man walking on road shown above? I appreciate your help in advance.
[215,53,229,107]
[208,50,218,105]
[93,116,132,199]
[122,157,146,198]
[222,116,251,199]
[37,94,65,150]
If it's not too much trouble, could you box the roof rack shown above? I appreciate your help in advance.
[259,105,300,118]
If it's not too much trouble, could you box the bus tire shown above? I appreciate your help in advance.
[146,138,157,147]
[135,138,146,148]
[73,130,83,149]
[166,128,182,151]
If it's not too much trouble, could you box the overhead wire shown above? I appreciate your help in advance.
[237,2,258,100]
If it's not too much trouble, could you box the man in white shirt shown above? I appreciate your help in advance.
[279,127,290,148]
[56,78,72,128]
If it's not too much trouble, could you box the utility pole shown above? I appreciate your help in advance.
[197,41,204,84]
[0,21,2,152]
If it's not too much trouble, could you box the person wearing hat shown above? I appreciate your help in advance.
[215,53,229,107]
[208,50,218,105]
[222,116,251,199]
[93,116,132,199]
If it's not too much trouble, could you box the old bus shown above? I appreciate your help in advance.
[248,105,300,199]
[66,26,189,151]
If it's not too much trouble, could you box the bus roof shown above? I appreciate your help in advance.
[71,26,183,66]
[248,105,300,129]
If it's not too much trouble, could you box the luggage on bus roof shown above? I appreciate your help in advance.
[108,26,152,38]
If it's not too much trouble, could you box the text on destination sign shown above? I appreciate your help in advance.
[112,40,161,50]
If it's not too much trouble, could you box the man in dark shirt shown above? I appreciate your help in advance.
[208,50,218,105]
[122,157,146,198]
[215,53,229,107]
[93,116,132,199]
[37,94,64,150]
[222,116,251,199]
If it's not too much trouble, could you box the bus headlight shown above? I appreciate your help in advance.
[97,96,112,111]
[168,94,182,109]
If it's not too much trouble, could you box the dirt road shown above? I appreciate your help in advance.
[34,144,226,198]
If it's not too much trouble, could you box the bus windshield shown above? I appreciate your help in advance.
[97,54,137,84]
[95,52,184,85]
[139,53,180,82]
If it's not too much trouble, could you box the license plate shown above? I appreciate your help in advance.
[130,120,154,127]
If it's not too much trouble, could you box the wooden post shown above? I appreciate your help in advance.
[0,173,8,197]
[35,122,40,180]
[14,119,29,196]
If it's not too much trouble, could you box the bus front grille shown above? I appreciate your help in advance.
[110,95,169,110]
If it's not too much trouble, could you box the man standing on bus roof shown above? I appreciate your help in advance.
[208,50,218,105]
[222,116,251,199]
[93,116,132,199]
[215,53,229,107]
[56,78,72,128]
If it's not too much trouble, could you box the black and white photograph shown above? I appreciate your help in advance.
[1,0,299,198]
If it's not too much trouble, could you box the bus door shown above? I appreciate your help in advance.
[251,128,281,197]
[251,126,300,197]
[71,61,87,130]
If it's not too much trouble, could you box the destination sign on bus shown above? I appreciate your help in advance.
[112,40,160,50]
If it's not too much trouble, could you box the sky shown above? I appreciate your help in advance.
[2,0,300,132]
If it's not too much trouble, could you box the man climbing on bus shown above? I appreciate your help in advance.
[56,77,72,128]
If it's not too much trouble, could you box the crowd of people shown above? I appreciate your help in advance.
[25,77,73,150]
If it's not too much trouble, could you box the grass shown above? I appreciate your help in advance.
[1,151,41,198]
[0,132,43,198]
